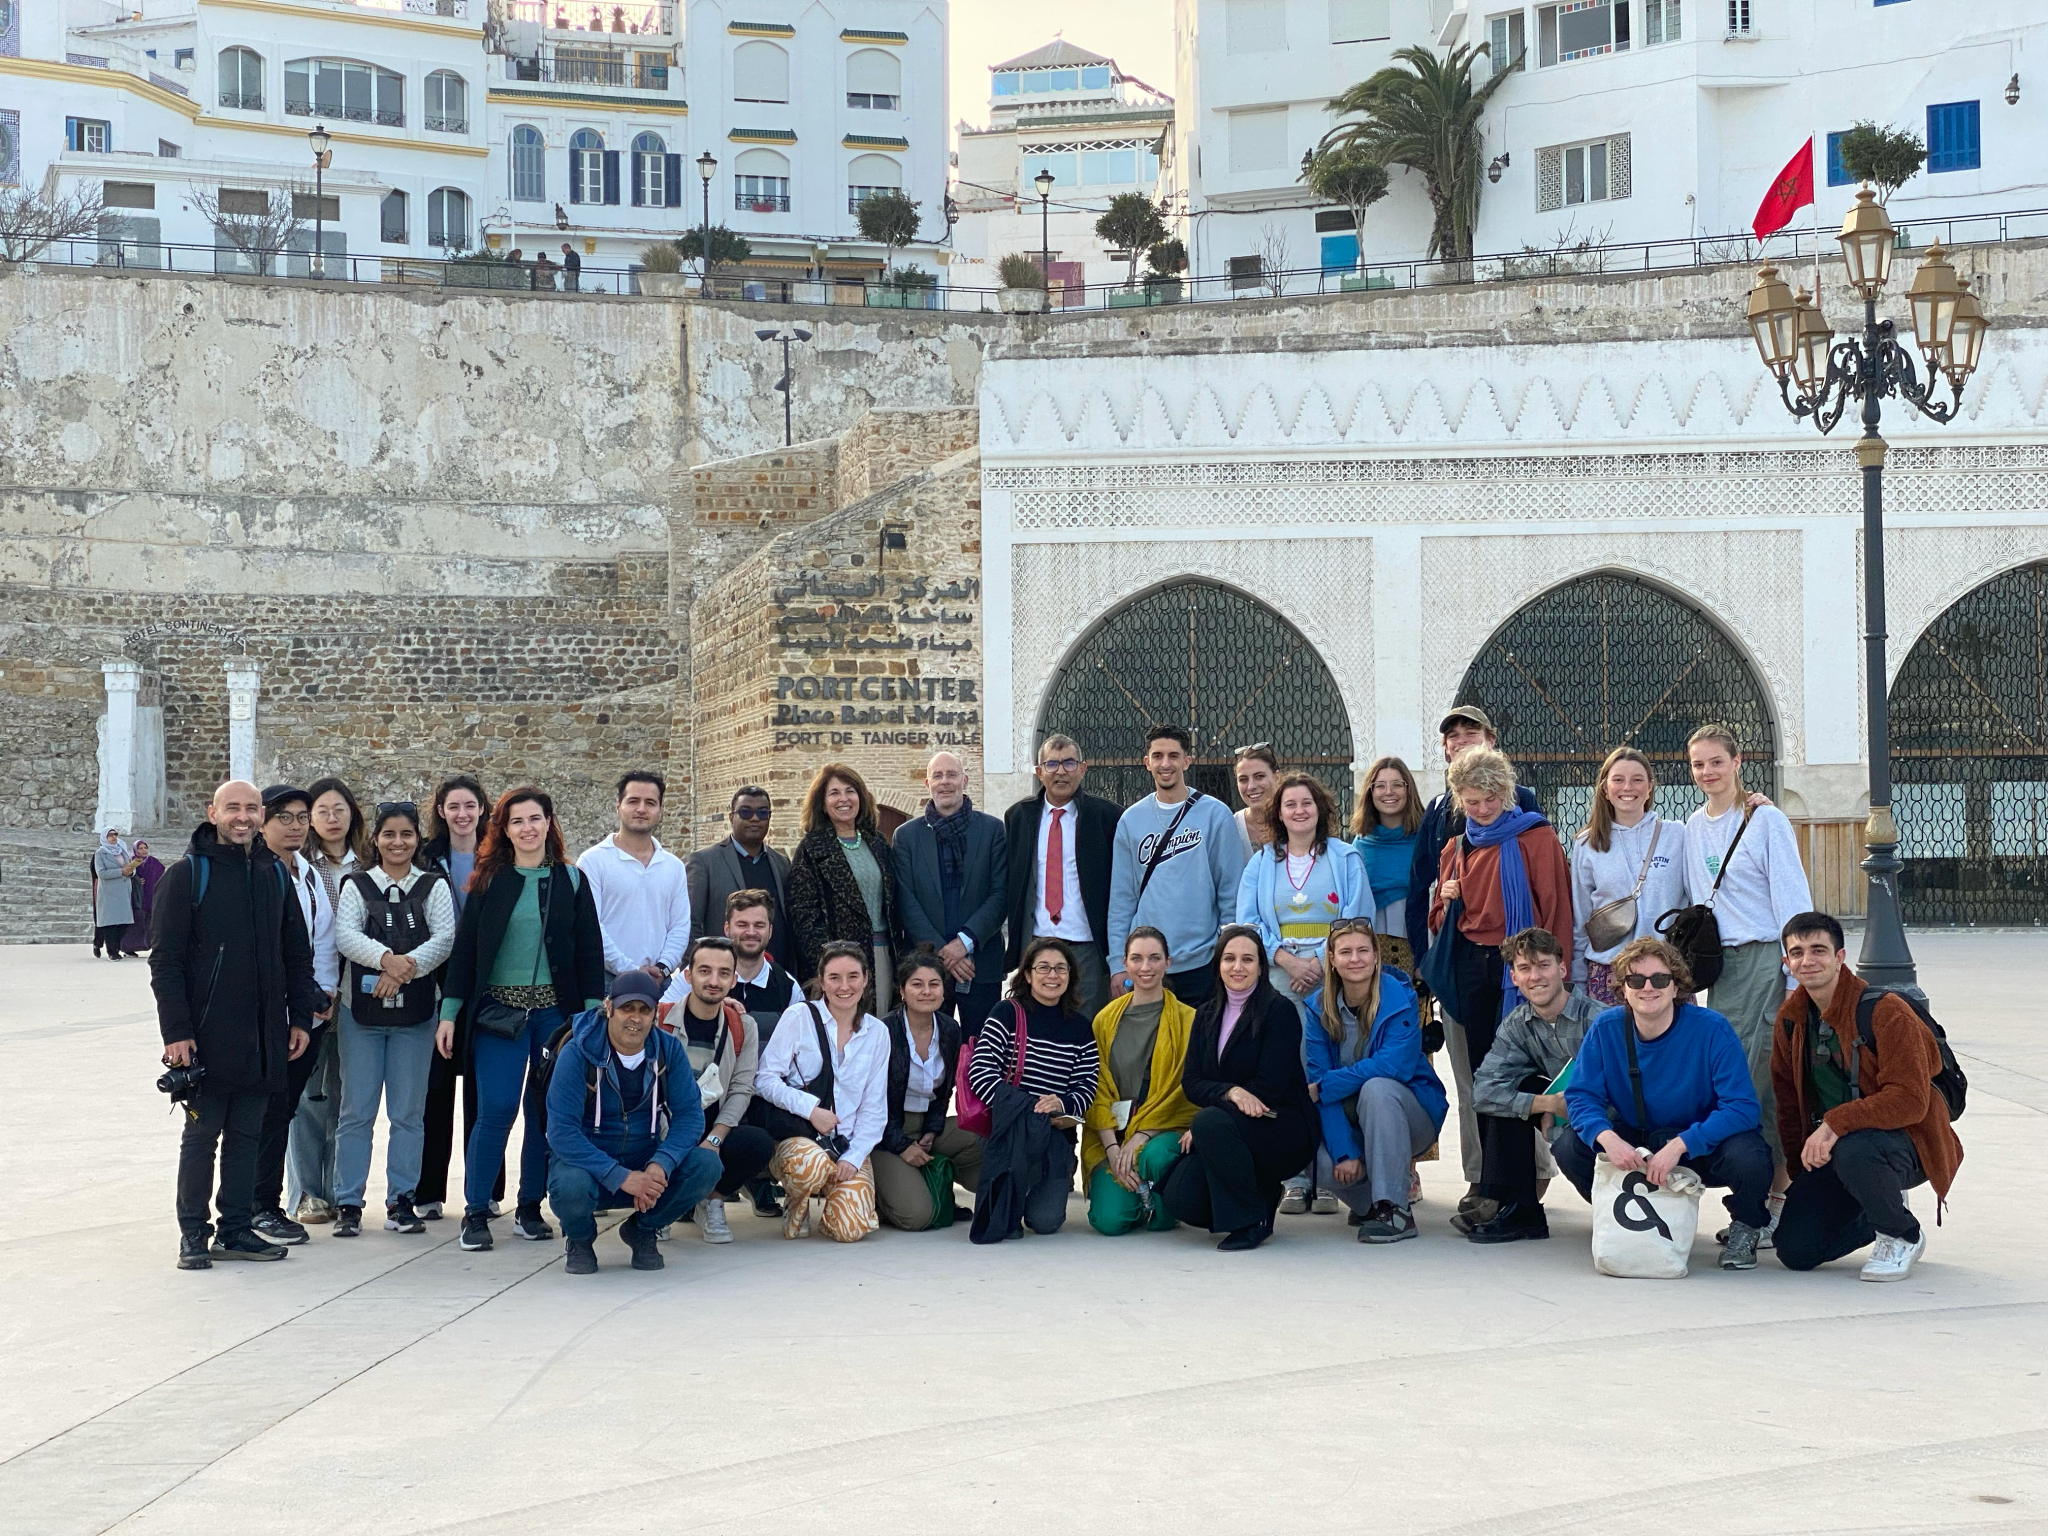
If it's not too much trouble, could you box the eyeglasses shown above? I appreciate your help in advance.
[1234,742,1273,758]
[1622,972,1676,991]
[732,805,773,820]
[268,811,311,827]
[1028,962,1071,976]
[1038,758,1082,772]
[376,801,419,818]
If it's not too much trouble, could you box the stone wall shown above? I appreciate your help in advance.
[0,654,103,830]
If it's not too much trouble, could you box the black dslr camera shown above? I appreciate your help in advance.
[157,1059,207,1107]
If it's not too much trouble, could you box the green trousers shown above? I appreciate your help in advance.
[1086,1132,1185,1235]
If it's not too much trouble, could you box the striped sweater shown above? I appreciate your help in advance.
[968,1000,1100,1120]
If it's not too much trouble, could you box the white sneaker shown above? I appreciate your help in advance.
[415,1201,444,1221]
[1860,1228,1927,1283]
[1311,1191,1342,1215]
[697,1197,734,1243]
[1279,1187,1310,1216]
[1409,1170,1425,1205]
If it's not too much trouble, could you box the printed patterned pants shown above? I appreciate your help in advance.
[772,1138,879,1243]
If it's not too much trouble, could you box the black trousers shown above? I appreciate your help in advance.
[1162,1105,1313,1234]
[1167,965,1215,1009]
[712,1124,776,1198]
[417,1046,501,1206]
[1476,1071,1552,1206]
[95,924,129,956]
[1450,928,1507,1067]
[253,1026,326,1213]
[1777,1128,1926,1268]
[177,1087,270,1239]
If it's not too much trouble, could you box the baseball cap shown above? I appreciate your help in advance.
[607,970,663,1007]
[1438,705,1496,736]
[261,783,312,816]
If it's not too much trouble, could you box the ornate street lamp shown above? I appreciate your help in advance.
[696,150,717,286]
[1745,186,1991,997]
[307,124,332,279]
[1034,167,1054,283]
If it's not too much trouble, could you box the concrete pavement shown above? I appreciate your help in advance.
[0,932,2041,1535]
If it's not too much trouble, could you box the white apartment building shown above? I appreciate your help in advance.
[952,39,1173,303]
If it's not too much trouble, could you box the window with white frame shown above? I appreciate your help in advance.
[1643,0,1682,44]
[846,47,900,109]
[511,124,545,201]
[1725,0,1753,36]
[1537,133,1632,209]
[380,188,407,243]
[285,57,404,126]
[846,150,901,211]
[1537,0,1630,65]
[67,117,111,152]
[735,146,789,210]
[1487,11,1526,75]
[426,186,468,248]
[217,47,263,110]
[425,70,467,132]
[632,131,667,205]
[570,128,604,203]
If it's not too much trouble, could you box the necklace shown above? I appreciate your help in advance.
[836,830,861,848]
[1285,848,1316,912]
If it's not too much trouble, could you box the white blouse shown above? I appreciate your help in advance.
[754,1001,892,1166]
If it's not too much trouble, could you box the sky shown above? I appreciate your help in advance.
[947,0,1178,133]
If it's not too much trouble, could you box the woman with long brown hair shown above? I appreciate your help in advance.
[786,762,900,1010]
[436,786,605,1255]
[1571,747,1692,1005]
[1349,755,1424,976]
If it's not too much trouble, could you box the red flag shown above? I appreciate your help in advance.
[1753,137,1816,240]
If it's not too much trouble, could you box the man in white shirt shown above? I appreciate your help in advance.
[578,769,692,987]
[253,784,339,1245]
[1003,735,1121,1017]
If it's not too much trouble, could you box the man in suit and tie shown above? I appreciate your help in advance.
[1004,734,1121,1019]
[686,786,794,971]
[893,752,1008,1036]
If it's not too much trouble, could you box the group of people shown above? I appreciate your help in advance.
[151,708,1962,1281]
[90,829,164,959]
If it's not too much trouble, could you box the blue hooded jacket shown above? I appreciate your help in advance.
[1303,967,1448,1161]
[545,1006,705,1192]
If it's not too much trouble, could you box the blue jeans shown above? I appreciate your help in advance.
[334,1009,437,1209]
[547,1146,723,1243]
[464,1007,560,1215]
[286,1010,341,1211]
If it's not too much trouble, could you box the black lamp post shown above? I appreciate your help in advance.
[696,150,717,287]
[1744,187,1989,997]
[307,124,331,278]
[755,325,813,445]
[1034,167,1054,280]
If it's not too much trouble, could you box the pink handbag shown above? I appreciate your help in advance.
[954,1001,1028,1137]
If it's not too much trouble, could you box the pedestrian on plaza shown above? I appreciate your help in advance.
[786,763,899,1007]
[1303,917,1446,1243]
[754,941,891,1242]
[93,827,138,960]
[1350,755,1423,977]
[1684,724,1813,1223]
[152,780,319,1270]
[1004,734,1120,1019]
[1571,747,1690,1006]
[654,936,772,1244]
[416,774,491,1221]
[1771,912,1961,1282]
[1464,927,1600,1244]
[1107,725,1247,1009]
[289,776,369,1224]
[250,785,339,1246]
[545,970,723,1275]
[438,785,606,1254]
[560,242,582,291]
[120,839,165,956]
[1232,743,1281,862]
[893,751,1007,1035]
[871,947,983,1232]
[332,800,456,1238]
[1083,926,1196,1235]
[578,770,691,987]
[1158,925,1317,1251]
[1557,936,1774,1270]
[685,784,792,966]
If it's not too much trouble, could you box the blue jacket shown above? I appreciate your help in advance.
[1235,838,1371,957]
[1303,969,1447,1160]
[545,1007,705,1192]
[1564,1003,1761,1158]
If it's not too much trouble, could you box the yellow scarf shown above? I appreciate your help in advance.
[1081,989,1198,1181]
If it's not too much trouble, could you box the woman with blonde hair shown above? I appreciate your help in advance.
[1570,747,1691,1005]
[786,762,900,1010]
[1350,755,1424,977]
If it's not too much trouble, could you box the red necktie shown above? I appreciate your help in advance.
[1045,806,1065,926]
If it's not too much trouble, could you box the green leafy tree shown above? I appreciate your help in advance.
[1838,121,1927,205]
[1094,192,1170,288]
[676,225,752,274]
[1299,145,1390,269]
[855,189,923,272]
[1320,42,1516,262]
[1145,238,1187,280]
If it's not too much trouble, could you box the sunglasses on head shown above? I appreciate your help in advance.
[1327,917,1378,939]
[1622,971,1676,991]
[376,801,419,818]
[1234,741,1273,758]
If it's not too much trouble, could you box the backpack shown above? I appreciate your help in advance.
[530,1017,673,1144]
[186,851,289,907]
[1854,991,1967,1123]
[342,870,446,1028]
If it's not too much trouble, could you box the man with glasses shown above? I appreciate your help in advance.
[1005,734,1121,1018]
[687,786,793,968]
[1232,743,1280,861]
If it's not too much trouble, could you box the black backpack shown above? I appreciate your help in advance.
[1854,991,1968,1123]
[530,1018,673,1145]
[342,870,446,1028]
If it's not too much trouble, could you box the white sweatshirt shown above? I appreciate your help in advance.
[1683,803,1813,948]
[1569,814,1692,977]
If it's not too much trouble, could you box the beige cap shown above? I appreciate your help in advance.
[1438,704,1496,736]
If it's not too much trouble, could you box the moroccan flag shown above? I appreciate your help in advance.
[1753,138,1816,240]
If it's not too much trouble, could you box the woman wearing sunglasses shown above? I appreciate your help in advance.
[1556,936,1774,1270]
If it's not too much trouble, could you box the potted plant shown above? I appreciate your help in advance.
[1142,238,1187,304]
[636,239,688,296]
[996,251,1048,313]
[870,263,937,309]
[1096,192,1169,308]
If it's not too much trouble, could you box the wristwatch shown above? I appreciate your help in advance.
[706,1133,724,1148]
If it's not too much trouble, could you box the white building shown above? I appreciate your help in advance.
[952,38,1173,304]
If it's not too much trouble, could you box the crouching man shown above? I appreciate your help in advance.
[545,971,722,1274]
[1772,912,1962,1282]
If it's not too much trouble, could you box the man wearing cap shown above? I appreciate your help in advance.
[545,970,724,1274]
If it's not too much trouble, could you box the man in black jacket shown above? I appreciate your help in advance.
[1004,734,1120,1017]
[152,779,319,1270]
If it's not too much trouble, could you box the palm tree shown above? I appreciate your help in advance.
[1319,42,1514,265]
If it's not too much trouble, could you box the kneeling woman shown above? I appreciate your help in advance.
[755,941,891,1242]
[1085,927,1197,1235]
[873,948,984,1231]
[1160,925,1318,1251]
[1305,918,1447,1244]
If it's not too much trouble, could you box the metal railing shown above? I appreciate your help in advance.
[285,101,405,126]
[425,112,469,132]
[736,190,790,212]
[498,0,677,36]
[217,90,263,111]
[507,55,670,88]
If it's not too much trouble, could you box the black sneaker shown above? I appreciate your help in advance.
[211,1227,289,1261]
[565,1238,598,1275]
[751,1183,785,1219]
[252,1207,309,1245]
[512,1204,554,1241]
[459,1210,494,1251]
[1356,1202,1418,1244]
[331,1205,363,1238]
[620,1216,664,1270]
[1466,1201,1551,1244]
[177,1231,213,1270]
[384,1198,426,1234]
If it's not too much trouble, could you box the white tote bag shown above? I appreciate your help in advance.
[1590,1150,1705,1279]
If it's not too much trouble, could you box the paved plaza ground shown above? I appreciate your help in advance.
[0,931,2040,1535]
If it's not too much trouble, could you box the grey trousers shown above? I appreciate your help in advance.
[1445,1007,1556,1187]
[1705,940,1790,1164]
[1316,1077,1441,1213]
[286,1011,341,1211]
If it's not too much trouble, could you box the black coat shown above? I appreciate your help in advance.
[1183,987,1318,1165]
[149,822,318,1094]
[1003,790,1120,969]
[786,824,899,983]
[440,859,605,1059]
[893,806,1007,959]
[969,1079,1058,1245]
[880,1008,963,1154]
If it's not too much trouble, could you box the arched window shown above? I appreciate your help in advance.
[735,146,790,212]
[511,124,546,201]
[569,127,605,204]
[218,47,263,111]
[846,47,901,110]
[286,57,404,126]
[631,131,668,207]
[426,186,469,249]
[380,189,408,244]
[425,70,467,132]
[732,39,789,102]
[846,151,902,211]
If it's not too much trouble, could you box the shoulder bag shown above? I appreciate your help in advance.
[1654,806,1755,993]
[954,1000,1029,1137]
[1416,841,1466,1026]
[1137,791,1204,899]
[1585,819,1664,954]
[754,1002,851,1155]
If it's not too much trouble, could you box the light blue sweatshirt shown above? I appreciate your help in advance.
[1106,790,1247,974]
[1235,838,1371,959]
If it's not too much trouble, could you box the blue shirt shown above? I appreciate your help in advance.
[1565,1003,1761,1158]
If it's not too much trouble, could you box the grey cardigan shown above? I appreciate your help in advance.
[1471,989,1602,1129]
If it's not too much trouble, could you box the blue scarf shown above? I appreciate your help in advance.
[1356,826,1417,911]
[1461,805,1549,1016]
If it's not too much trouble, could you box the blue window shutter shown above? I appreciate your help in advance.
[1320,233,1359,270]
[602,149,621,204]
[665,153,682,208]
[1825,131,1851,187]
[569,152,583,205]
[631,153,645,206]
[1927,100,1981,172]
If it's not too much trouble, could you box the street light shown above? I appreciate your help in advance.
[754,325,813,445]
[1744,186,1992,998]
[307,124,331,279]
[696,151,717,289]
[1034,167,1054,287]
